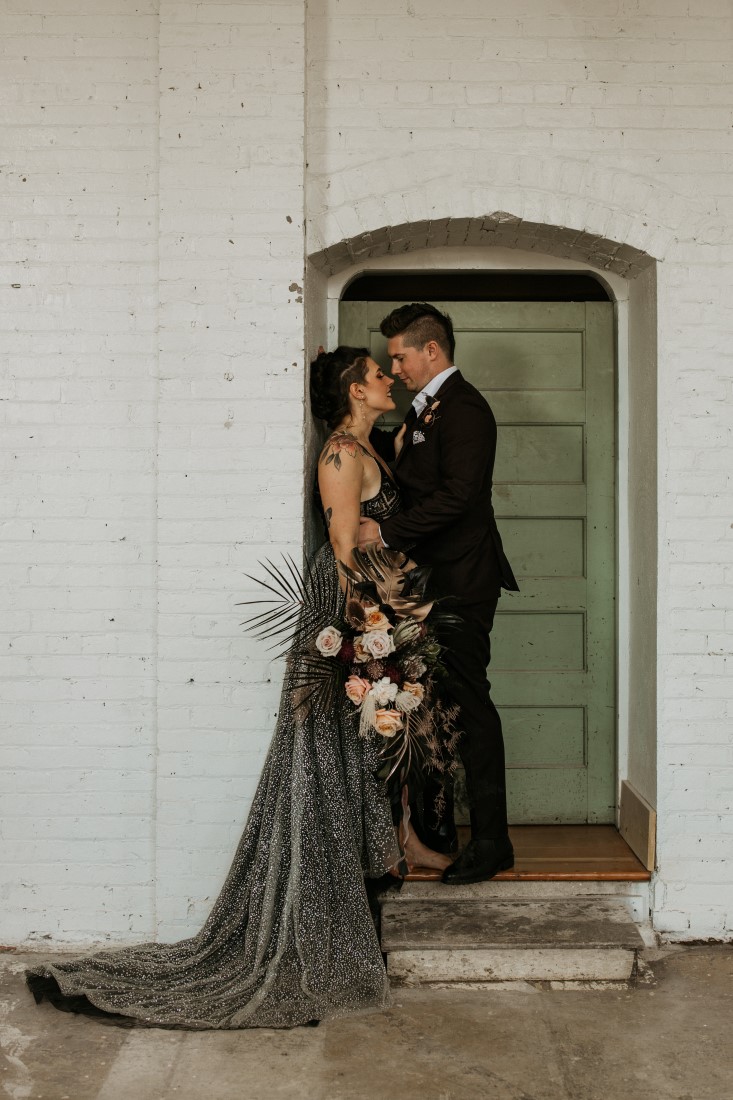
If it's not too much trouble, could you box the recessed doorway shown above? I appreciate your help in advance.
[340,274,615,825]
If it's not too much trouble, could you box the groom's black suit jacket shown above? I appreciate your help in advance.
[371,370,518,614]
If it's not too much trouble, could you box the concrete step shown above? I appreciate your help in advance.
[380,897,646,985]
[390,877,651,921]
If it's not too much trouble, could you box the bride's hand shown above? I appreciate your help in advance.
[394,422,407,457]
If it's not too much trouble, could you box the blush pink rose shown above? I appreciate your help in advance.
[373,709,404,737]
[345,675,371,705]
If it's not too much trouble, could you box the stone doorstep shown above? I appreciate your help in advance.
[387,947,637,985]
[380,898,645,985]
[381,899,646,951]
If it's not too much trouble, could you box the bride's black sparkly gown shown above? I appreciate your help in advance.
[26,473,402,1030]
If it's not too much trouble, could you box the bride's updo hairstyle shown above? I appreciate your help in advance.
[310,346,370,430]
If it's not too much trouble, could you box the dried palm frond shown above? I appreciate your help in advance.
[287,650,343,717]
[236,554,334,657]
[237,554,347,714]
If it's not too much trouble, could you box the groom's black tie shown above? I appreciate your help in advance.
[404,405,418,429]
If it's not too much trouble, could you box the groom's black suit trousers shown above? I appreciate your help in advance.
[433,594,509,841]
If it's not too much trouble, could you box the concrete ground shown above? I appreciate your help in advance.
[1,946,732,1100]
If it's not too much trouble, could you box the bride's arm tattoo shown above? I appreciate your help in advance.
[324,506,332,529]
[319,431,369,472]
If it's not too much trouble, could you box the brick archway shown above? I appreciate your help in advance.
[309,211,654,280]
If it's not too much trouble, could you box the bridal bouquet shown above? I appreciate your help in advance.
[239,545,461,790]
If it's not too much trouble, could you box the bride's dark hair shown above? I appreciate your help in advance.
[309,346,370,430]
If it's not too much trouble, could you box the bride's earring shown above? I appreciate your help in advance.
[359,397,367,421]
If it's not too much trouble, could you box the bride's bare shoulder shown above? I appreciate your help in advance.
[319,430,369,471]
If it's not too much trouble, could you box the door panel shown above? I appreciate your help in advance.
[339,299,615,823]
[459,331,585,390]
[495,424,585,484]
[502,707,586,768]
[501,517,585,577]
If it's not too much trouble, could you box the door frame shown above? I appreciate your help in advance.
[306,243,658,866]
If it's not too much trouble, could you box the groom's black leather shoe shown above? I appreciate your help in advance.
[442,837,514,885]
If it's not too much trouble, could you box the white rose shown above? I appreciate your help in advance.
[395,690,421,713]
[361,630,395,659]
[315,625,343,657]
[369,677,399,706]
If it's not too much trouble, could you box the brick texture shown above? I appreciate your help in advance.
[154,0,305,939]
[1,0,159,944]
[2,0,305,944]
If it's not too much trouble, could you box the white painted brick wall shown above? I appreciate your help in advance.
[2,0,305,944]
[1,0,159,944]
[3,0,732,942]
[154,0,305,937]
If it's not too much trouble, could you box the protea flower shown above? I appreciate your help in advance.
[393,618,422,648]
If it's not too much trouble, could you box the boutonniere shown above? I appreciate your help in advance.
[420,398,441,427]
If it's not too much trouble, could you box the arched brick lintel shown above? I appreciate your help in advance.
[308,212,655,280]
[306,154,705,277]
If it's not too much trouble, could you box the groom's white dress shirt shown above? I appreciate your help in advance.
[410,365,458,418]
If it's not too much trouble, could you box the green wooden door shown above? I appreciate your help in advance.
[339,300,616,824]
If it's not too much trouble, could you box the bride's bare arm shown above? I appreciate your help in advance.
[318,432,364,587]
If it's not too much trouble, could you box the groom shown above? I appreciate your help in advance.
[359,302,519,885]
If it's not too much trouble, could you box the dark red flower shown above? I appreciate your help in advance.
[338,640,355,664]
[384,664,401,684]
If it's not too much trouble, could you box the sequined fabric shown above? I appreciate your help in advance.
[26,479,402,1030]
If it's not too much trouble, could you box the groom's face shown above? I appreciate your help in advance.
[386,335,435,393]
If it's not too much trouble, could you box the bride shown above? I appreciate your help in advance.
[26,346,451,1030]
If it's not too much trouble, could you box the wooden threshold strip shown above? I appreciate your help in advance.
[405,825,652,882]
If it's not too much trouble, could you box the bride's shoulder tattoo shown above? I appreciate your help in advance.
[319,431,368,471]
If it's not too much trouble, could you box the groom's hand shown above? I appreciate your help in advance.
[358,517,381,549]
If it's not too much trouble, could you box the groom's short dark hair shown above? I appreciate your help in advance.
[380,302,455,361]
